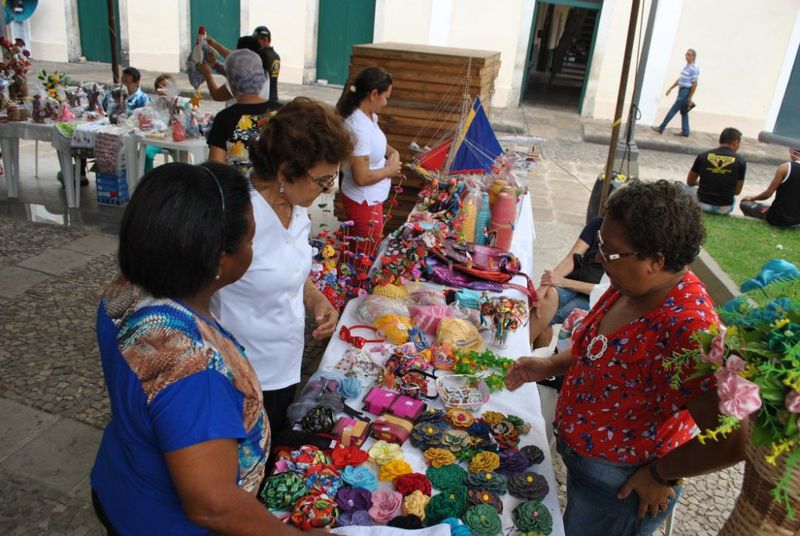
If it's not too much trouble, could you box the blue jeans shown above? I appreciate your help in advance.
[552,287,590,324]
[557,441,682,536]
[658,86,691,134]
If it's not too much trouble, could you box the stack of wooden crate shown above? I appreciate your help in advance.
[336,42,501,231]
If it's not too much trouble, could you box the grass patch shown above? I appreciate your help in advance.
[702,214,799,286]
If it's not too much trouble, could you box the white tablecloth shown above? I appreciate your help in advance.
[319,194,564,536]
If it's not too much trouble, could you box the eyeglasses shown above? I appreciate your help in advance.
[306,165,340,193]
[597,231,638,263]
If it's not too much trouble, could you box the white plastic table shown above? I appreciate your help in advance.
[134,136,208,188]
[321,195,565,536]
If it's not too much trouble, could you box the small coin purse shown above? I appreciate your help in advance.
[371,414,414,444]
[363,386,398,415]
[334,417,371,448]
[388,393,427,421]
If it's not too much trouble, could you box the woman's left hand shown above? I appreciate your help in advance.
[312,297,339,340]
[617,465,676,518]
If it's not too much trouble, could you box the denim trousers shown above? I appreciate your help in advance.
[557,440,682,536]
[658,86,691,134]
[552,287,590,325]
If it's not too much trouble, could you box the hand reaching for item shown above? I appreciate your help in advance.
[617,465,677,519]
[312,297,339,340]
[505,357,554,391]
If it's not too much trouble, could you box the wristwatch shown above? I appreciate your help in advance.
[648,459,680,487]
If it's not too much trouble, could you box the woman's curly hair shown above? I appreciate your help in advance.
[604,179,705,272]
[250,97,354,183]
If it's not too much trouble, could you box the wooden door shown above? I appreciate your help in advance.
[78,0,121,63]
[316,0,376,85]
[190,0,241,51]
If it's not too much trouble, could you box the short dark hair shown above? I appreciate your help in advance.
[250,97,354,183]
[719,127,742,145]
[154,73,173,91]
[118,162,252,299]
[604,180,705,272]
[122,66,141,82]
[336,66,393,118]
[236,35,261,53]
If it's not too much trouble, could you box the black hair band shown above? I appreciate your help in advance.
[199,165,226,212]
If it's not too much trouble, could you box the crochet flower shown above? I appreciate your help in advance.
[290,493,338,530]
[369,489,403,524]
[424,487,467,525]
[332,445,369,470]
[494,428,520,450]
[305,464,343,496]
[467,421,492,438]
[379,459,413,482]
[442,517,472,536]
[426,464,467,491]
[337,510,372,526]
[465,471,507,494]
[508,471,549,500]
[520,444,545,465]
[440,429,472,453]
[505,414,531,435]
[339,376,362,399]
[469,451,500,473]
[480,411,505,426]
[336,486,373,513]
[497,449,529,476]
[394,472,432,497]
[410,421,445,449]
[447,408,475,428]
[424,448,457,468]
[402,490,430,520]
[464,504,502,536]
[415,408,448,424]
[369,440,405,466]
[490,420,515,436]
[467,489,503,513]
[513,500,553,534]
[342,465,378,491]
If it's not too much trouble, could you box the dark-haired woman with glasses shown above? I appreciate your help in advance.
[92,162,320,535]
[212,97,353,436]
[506,180,745,536]
[336,66,402,256]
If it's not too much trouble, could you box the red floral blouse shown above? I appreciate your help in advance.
[555,271,717,464]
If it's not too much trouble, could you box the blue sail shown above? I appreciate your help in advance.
[450,97,503,173]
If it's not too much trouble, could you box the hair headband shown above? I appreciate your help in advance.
[200,165,226,212]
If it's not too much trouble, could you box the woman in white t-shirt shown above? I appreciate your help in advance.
[336,67,402,256]
[211,97,354,435]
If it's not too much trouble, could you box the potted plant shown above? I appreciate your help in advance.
[665,277,800,535]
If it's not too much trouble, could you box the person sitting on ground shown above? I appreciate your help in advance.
[740,146,800,227]
[206,49,269,176]
[507,180,745,536]
[120,66,151,114]
[253,25,280,109]
[200,35,270,105]
[90,161,324,535]
[529,216,604,349]
[685,127,746,214]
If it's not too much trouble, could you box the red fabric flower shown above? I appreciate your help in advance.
[394,472,432,497]
[331,444,369,469]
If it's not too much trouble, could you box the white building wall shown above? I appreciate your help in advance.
[125,0,181,73]
[28,0,70,62]
[248,1,312,85]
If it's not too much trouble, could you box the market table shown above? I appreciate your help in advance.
[0,121,138,209]
[133,136,208,189]
[317,195,564,535]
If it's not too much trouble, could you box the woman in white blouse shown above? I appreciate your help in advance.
[336,67,402,256]
[212,97,354,435]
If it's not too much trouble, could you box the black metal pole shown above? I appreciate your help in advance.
[599,0,641,215]
[107,0,120,83]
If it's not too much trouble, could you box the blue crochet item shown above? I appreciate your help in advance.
[339,376,362,399]
[740,259,799,293]
[442,516,473,536]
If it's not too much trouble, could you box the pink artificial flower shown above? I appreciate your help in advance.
[786,390,800,414]
[725,354,747,374]
[717,373,762,420]
[701,330,726,366]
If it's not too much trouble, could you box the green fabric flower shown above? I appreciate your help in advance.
[465,471,507,494]
[259,472,306,510]
[424,487,467,525]
[513,500,553,534]
[426,463,467,490]
[464,504,503,536]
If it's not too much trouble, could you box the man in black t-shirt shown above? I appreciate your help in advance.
[253,26,281,109]
[686,127,746,214]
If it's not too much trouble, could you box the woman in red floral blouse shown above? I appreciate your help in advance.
[507,180,746,536]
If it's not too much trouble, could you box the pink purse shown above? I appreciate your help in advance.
[371,414,413,444]
[363,387,398,416]
[388,394,426,421]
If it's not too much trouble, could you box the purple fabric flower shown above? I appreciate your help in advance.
[497,449,529,476]
[337,510,373,526]
[336,487,373,513]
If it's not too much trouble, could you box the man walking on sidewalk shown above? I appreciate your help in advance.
[652,49,699,137]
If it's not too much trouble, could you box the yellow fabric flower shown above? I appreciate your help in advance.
[369,440,405,466]
[402,490,430,519]
[469,451,500,473]
[481,411,505,425]
[321,244,336,258]
[379,459,413,481]
[424,448,456,468]
[447,408,475,428]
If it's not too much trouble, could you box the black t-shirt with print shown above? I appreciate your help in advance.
[258,47,280,104]
[206,101,269,176]
[691,146,747,206]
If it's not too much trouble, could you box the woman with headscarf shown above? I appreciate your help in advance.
[212,98,353,435]
[506,180,745,536]
[207,48,268,176]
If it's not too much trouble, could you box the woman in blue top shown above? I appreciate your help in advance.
[91,162,313,535]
